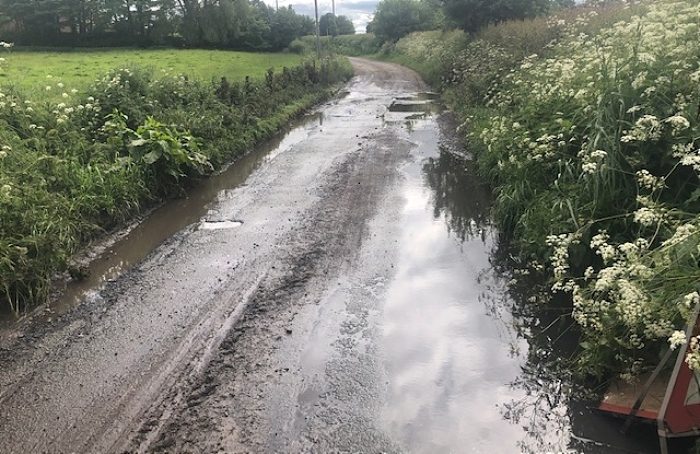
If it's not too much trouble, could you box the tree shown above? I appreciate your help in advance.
[368,0,435,43]
[441,0,551,33]
[319,13,336,36]
[0,0,315,49]
[319,13,354,36]
[269,6,314,49]
[335,15,355,35]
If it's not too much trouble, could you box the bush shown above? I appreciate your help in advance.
[288,34,381,56]
[385,30,468,87]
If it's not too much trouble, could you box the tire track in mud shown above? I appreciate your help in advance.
[129,132,413,453]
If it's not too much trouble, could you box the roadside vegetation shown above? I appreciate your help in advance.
[289,34,381,57]
[0,52,352,314]
[372,0,700,380]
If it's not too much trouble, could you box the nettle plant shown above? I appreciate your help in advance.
[476,0,700,377]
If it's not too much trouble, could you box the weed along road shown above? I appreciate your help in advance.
[0,58,669,453]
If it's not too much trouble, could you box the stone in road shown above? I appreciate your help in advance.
[0,58,592,453]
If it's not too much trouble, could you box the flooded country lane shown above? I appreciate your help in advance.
[0,58,690,453]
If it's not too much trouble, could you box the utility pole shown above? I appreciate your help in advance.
[314,0,321,58]
[332,0,337,37]
[276,0,278,11]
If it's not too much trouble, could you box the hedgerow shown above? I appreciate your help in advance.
[288,34,382,57]
[386,0,700,378]
[0,56,352,313]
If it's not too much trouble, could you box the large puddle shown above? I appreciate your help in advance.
[379,96,693,453]
[0,111,324,328]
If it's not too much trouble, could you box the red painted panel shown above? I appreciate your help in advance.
[598,402,658,420]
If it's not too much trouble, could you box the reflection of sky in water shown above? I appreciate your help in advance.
[381,173,535,452]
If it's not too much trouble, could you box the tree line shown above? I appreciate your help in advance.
[0,0,353,50]
[368,0,575,42]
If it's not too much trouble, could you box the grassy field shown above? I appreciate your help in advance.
[0,49,303,100]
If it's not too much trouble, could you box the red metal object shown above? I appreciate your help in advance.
[599,302,700,454]
[662,359,700,434]
[599,401,659,420]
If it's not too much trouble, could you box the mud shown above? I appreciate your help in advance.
[0,58,690,453]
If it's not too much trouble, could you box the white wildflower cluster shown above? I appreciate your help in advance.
[635,170,664,190]
[681,291,700,309]
[686,336,700,371]
[633,207,663,227]
[665,114,691,135]
[546,233,580,291]
[0,183,11,198]
[633,195,666,227]
[590,231,617,263]
[674,143,700,174]
[580,148,608,174]
[0,144,10,159]
[572,283,611,330]
[571,224,677,342]
[662,223,698,247]
[669,330,687,350]
[621,115,663,143]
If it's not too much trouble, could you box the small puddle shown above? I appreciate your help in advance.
[0,111,324,327]
[388,101,442,113]
[384,93,445,133]
[395,92,440,101]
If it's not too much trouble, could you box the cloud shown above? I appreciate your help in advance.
[265,0,378,33]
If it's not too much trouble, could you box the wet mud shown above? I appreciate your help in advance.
[0,58,691,453]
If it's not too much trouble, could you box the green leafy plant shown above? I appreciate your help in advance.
[128,117,212,192]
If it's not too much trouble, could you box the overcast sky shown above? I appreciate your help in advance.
[263,0,378,33]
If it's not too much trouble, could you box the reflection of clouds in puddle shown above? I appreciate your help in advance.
[381,122,586,451]
[400,184,427,213]
[381,178,529,452]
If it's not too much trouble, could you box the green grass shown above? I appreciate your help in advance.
[0,49,302,100]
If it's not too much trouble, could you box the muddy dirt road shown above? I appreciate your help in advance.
[0,58,679,453]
